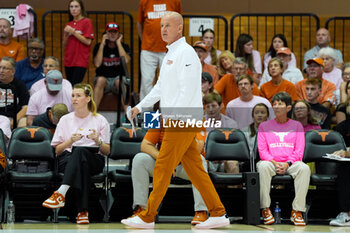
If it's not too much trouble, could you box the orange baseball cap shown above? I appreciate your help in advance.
[306,57,324,68]
[193,41,208,52]
[276,47,291,55]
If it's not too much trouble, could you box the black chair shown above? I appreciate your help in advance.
[205,128,260,224]
[108,126,146,219]
[303,129,346,221]
[4,126,55,222]
[0,129,7,222]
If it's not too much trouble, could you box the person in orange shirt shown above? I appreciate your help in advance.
[0,18,25,61]
[214,57,260,109]
[193,41,219,84]
[260,58,298,103]
[137,0,182,100]
[296,57,336,109]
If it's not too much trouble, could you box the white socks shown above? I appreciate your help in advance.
[57,184,70,197]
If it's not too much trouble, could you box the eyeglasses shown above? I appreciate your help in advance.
[294,107,307,111]
[107,23,118,29]
[28,47,43,51]
[0,66,11,71]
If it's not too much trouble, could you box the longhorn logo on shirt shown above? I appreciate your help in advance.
[25,127,41,138]
[218,129,235,140]
[271,130,292,142]
[121,127,141,138]
[314,130,331,142]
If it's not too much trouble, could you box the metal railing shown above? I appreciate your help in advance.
[42,10,134,89]
[325,17,350,62]
[230,13,320,69]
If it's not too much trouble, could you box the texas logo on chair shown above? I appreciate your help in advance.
[217,129,236,140]
[313,130,331,142]
[121,127,141,138]
[25,127,42,138]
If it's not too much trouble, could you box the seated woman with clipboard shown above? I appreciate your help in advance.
[42,83,110,224]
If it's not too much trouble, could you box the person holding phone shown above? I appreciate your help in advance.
[92,22,131,109]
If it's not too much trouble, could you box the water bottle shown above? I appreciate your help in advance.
[7,201,15,224]
[274,201,281,224]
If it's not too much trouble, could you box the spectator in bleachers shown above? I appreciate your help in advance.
[137,0,182,100]
[335,95,350,124]
[257,92,310,226]
[214,58,260,111]
[226,74,273,129]
[260,47,304,87]
[241,103,270,155]
[201,72,213,96]
[30,56,72,96]
[0,115,11,142]
[260,58,298,103]
[217,50,235,78]
[263,34,297,70]
[329,117,350,226]
[304,78,331,129]
[340,63,350,103]
[303,28,343,71]
[203,92,239,174]
[26,70,73,126]
[0,18,25,61]
[234,33,261,85]
[193,41,219,84]
[14,38,44,90]
[292,100,321,132]
[296,58,336,109]
[201,29,221,67]
[0,57,29,127]
[130,121,209,225]
[42,83,110,224]
[318,47,342,89]
[92,22,131,109]
[63,0,94,86]
[32,103,69,135]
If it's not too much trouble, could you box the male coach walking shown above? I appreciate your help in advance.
[122,12,230,229]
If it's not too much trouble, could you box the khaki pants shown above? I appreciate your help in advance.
[138,127,226,223]
[257,160,311,212]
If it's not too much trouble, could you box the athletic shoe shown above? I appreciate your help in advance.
[330,212,350,227]
[191,211,208,225]
[194,215,230,229]
[121,215,155,229]
[77,211,89,224]
[132,205,144,217]
[290,210,306,226]
[42,191,65,209]
[262,208,275,225]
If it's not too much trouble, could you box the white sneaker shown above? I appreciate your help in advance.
[121,215,155,229]
[330,212,350,227]
[194,215,230,229]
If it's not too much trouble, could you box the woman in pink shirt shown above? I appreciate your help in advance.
[257,92,310,226]
[292,100,321,132]
[42,83,110,224]
[63,0,94,85]
[201,29,221,67]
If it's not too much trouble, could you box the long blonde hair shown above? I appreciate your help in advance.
[73,83,97,116]
[217,50,235,77]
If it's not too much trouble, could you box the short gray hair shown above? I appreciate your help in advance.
[1,56,16,70]
[233,57,248,68]
[28,38,45,49]
[44,56,59,67]
[317,47,338,64]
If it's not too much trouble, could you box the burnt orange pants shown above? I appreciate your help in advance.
[138,126,226,222]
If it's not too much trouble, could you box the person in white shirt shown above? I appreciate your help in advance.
[260,47,304,87]
[124,12,229,229]
[226,74,274,129]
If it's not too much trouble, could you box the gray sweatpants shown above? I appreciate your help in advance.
[257,160,311,212]
[131,152,208,211]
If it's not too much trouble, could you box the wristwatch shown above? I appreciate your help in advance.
[287,161,292,167]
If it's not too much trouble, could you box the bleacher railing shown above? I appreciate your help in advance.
[42,10,134,89]
[325,17,350,63]
[230,13,320,69]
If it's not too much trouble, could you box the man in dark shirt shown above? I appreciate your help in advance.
[305,78,331,129]
[32,103,68,134]
[0,56,29,127]
[92,22,131,109]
